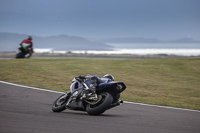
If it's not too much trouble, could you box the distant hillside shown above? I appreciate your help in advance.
[168,37,200,43]
[0,33,112,52]
[1,33,200,52]
[98,37,200,43]
[99,37,162,43]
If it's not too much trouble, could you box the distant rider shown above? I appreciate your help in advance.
[19,36,34,58]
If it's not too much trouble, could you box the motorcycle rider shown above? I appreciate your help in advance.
[80,74,115,93]
[19,36,34,58]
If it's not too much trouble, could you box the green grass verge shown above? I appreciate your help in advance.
[0,58,200,110]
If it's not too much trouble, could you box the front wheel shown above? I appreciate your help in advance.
[52,93,71,112]
[86,92,113,115]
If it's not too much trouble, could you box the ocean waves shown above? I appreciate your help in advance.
[71,49,200,56]
[34,48,200,56]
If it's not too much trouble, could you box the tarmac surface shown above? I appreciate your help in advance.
[0,82,200,133]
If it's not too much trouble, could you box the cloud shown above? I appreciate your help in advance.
[0,0,199,39]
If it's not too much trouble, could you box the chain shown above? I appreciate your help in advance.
[84,95,102,105]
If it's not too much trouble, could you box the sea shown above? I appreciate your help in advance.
[34,43,200,56]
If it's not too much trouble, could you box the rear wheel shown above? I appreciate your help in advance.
[16,52,25,58]
[52,93,71,112]
[86,92,113,115]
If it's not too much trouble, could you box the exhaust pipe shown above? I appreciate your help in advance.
[108,100,123,109]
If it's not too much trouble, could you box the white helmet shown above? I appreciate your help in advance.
[103,74,114,81]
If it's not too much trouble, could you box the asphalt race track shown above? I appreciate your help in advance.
[0,82,200,133]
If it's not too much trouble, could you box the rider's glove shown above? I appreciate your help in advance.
[79,75,85,79]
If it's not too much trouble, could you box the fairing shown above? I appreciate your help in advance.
[70,78,126,98]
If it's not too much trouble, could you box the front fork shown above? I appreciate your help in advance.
[65,90,99,108]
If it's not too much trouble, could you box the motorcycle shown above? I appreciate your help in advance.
[16,46,32,58]
[52,75,126,115]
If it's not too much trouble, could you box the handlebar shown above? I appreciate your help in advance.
[79,75,86,79]
[75,75,86,82]
[75,77,83,82]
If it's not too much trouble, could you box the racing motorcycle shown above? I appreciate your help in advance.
[52,74,126,115]
[16,46,32,58]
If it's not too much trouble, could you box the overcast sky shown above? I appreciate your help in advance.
[0,0,199,40]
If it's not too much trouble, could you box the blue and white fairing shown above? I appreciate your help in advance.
[98,82,126,97]
[70,78,85,93]
[70,77,126,98]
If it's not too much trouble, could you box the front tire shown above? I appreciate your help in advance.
[86,92,113,115]
[52,93,71,112]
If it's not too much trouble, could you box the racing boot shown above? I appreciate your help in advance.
[83,76,98,95]
[89,76,98,94]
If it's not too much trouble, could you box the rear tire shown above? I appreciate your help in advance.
[52,93,71,112]
[16,52,25,58]
[86,92,113,115]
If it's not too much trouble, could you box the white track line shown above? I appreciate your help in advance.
[0,80,64,94]
[0,80,199,113]
[123,101,200,113]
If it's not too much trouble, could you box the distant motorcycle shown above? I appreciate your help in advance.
[52,74,126,115]
[16,46,32,58]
